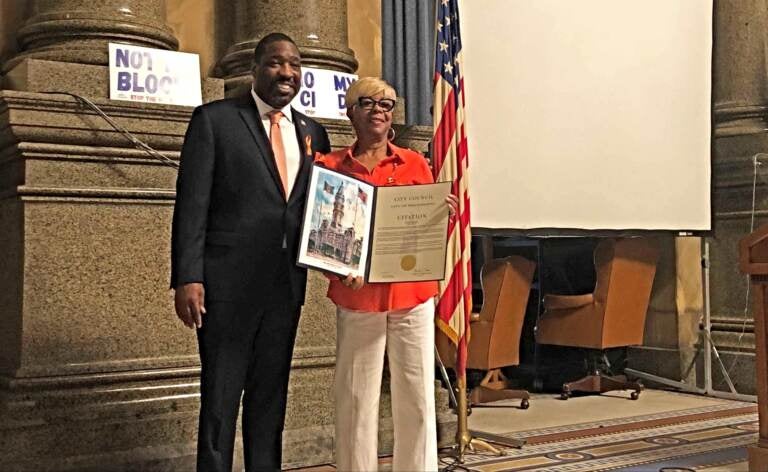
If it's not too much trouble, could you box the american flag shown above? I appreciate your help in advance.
[433,0,472,378]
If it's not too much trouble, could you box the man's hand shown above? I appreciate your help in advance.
[174,283,206,329]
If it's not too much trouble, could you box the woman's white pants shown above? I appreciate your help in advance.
[334,299,438,472]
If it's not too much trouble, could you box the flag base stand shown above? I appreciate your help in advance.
[436,349,525,463]
[452,377,505,460]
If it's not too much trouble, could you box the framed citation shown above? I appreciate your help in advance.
[297,164,451,283]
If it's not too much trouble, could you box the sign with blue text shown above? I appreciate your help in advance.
[291,67,358,120]
[108,43,202,107]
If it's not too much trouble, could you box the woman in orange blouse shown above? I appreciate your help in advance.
[315,77,456,472]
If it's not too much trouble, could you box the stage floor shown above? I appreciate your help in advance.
[291,389,755,471]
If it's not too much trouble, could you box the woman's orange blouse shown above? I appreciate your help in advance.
[314,142,439,312]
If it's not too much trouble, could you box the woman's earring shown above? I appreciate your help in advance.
[387,127,396,141]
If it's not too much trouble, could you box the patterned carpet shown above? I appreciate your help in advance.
[440,400,757,472]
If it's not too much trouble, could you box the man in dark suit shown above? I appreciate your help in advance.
[170,32,331,471]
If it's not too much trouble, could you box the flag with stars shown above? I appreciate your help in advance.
[432,0,472,379]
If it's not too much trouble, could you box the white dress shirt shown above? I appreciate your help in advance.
[251,88,302,197]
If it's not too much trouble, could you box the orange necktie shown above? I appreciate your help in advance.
[268,110,289,198]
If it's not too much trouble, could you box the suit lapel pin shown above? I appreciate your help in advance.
[305,135,313,156]
[300,119,307,127]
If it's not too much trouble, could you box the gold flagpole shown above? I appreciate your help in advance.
[453,370,502,461]
[455,376,472,455]
[431,0,521,462]
[435,345,504,462]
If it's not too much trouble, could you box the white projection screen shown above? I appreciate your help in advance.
[458,0,712,231]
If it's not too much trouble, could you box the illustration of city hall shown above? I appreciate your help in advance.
[308,183,363,265]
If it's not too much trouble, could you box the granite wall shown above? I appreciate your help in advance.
[0,1,453,469]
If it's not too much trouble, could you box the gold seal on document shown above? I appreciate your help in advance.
[400,255,417,271]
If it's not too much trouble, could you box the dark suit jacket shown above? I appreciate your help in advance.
[170,94,331,307]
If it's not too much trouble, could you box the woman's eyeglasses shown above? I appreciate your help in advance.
[357,96,396,112]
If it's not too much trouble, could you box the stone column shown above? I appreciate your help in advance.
[713,0,768,137]
[0,1,224,470]
[4,0,177,72]
[0,0,209,101]
[214,0,358,91]
[709,0,768,394]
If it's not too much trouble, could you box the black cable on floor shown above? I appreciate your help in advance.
[439,455,472,472]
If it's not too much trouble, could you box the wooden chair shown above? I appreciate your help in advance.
[536,238,660,399]
[437,256,536,409]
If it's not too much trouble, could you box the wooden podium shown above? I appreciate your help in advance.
[739,225,768,471]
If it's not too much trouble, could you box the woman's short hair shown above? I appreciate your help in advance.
[345,77,396,110]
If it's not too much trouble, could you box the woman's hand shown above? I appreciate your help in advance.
[341,273,365,290]
[445,193,459,218]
